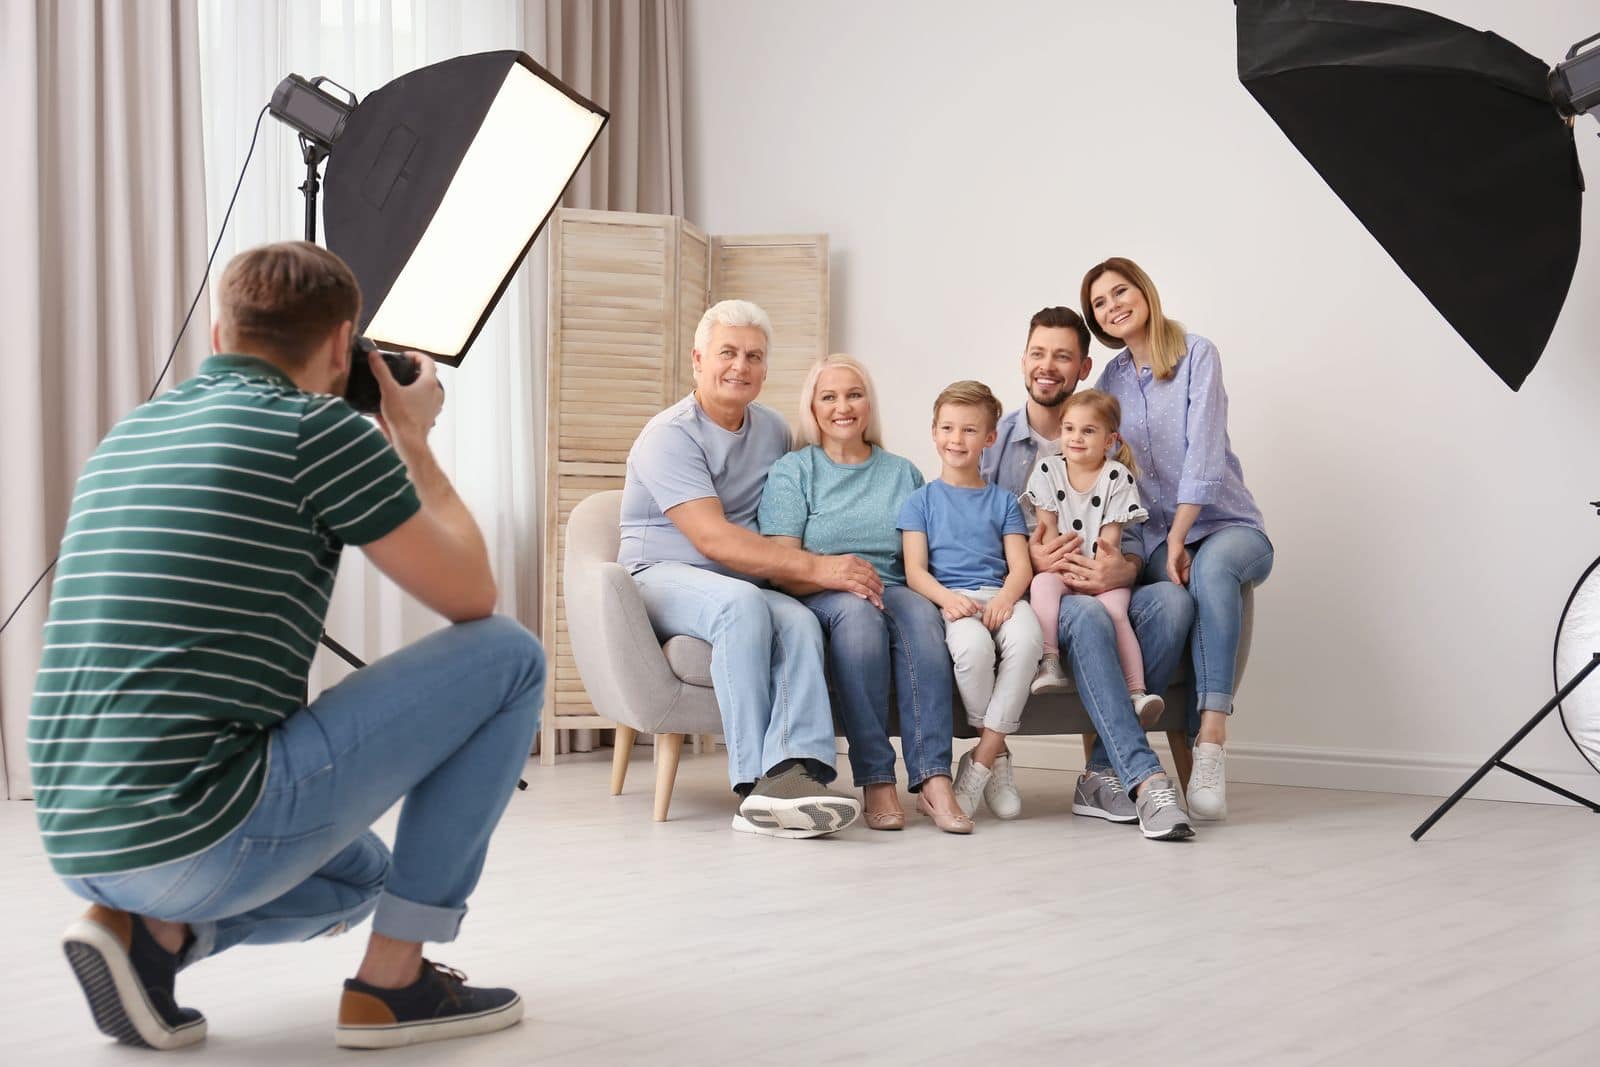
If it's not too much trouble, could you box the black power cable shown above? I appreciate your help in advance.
[0,105,271,642]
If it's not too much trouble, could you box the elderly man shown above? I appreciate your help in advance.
[980,306,1196,840]
[619,300,875,838]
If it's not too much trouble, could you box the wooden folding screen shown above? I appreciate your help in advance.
[540,209,827,764]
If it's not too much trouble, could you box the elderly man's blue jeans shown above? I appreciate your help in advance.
[633,562,838,787]
[60,616,545,965]
[1062,582,1193,791]
[802,586,953,791]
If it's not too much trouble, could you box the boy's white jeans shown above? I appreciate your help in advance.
[943,587,1044,734]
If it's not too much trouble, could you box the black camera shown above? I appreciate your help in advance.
[344,335,421,413]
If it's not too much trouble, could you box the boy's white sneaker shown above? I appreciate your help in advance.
[1029,653,1072,695]
[983,752,1022,820]
[1187,742,1228,821]
[952,751,990,818]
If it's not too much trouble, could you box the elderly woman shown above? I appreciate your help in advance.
[758,355,971,833]
[1081,258,1274,823]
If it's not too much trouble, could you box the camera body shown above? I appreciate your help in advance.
[344,335,421,413]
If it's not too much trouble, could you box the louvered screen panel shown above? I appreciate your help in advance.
[552,473,625,718]
[676,221,710,397]
[710,235,830,433]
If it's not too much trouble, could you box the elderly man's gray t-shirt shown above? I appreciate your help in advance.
[618,393,792,577]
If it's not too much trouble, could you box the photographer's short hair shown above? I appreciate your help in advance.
[217,241,361,366]
[932,380,1002,431]
[1025,306,1090,357]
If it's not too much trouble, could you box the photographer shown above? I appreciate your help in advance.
[32,241,543,1051]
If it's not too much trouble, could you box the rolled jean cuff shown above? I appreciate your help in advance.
[853,772,898,788]
[373,890,466,944]
[1198,692,1234,714]
[906,766,951,792]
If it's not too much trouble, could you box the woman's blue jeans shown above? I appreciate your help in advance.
[1143,525,1274,729]
[61,616,545,966]
[802,586,953,791]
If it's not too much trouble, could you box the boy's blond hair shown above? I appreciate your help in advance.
[931,380,1001,431]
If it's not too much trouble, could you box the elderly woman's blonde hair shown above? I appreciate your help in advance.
[795,354,885,449]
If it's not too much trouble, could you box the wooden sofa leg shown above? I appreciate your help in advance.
[1082,732,1096,767]
[653,733,685,822]
[1168,731,1193,792]
[611,726,638,796]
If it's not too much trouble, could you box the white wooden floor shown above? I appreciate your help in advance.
[3,750,1599,1066]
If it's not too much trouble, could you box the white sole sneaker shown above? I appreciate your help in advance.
[61,918,207,1051]
[1070,800,1139,824]
[734,796,860,838]
[1132,692,1166,729]
[335,996,523,1049]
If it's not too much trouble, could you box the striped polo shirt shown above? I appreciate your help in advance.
[30,354,420,877]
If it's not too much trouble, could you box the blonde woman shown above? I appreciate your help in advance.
[758,356,971,833]
[1082,258,1274,822]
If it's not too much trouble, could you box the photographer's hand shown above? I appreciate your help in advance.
[371,350,443,445]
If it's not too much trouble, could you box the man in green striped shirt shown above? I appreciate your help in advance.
[35,242,544,1051]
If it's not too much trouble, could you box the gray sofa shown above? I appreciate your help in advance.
[562,489,1253,819]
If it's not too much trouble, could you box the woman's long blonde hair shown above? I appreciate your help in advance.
[1062,389,1136,476]
[1080,257,1187,381]
[795,354,884,449]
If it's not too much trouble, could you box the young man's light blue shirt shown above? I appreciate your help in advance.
[897,480,1026,592]
[618,394,792,577]
[758,445,924,585]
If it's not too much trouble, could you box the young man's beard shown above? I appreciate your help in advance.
[1027,382,1071,408]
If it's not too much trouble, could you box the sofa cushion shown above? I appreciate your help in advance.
[662,635,713,687]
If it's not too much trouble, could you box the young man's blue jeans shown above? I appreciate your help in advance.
[61,616,544,966]
[802,586,952,791]
[1060,582,1193,791]
[632,562,839,788]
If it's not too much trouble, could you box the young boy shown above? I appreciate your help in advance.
[899,381,1043,821]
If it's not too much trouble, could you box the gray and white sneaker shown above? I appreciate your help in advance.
[952,751,991,818]
[1134,775,1194,841]
[984,752,1022,820]
[1187,742,1228,820]
[1029,653,1072,695]
[1071,768,1138,824]
[733,763,860,838]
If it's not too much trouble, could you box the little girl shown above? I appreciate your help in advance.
[1025,390,1164,726]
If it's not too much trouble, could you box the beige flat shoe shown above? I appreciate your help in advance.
[863,808,906,831]
[917,792,974,835]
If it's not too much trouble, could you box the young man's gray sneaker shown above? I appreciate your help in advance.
[1071,768,1138,824]
[734,762,861,838]
[1133,775,1194,841]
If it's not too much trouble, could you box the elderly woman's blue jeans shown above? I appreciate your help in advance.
[803,586,954,790]
[1143,525,1275,729]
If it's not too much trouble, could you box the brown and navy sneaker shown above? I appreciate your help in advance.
[335,959,523,1049]
[61,905,207,1050]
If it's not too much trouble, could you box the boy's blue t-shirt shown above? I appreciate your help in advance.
[897,479,1027,591]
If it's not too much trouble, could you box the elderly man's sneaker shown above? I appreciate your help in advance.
[1072,768,1139,824]
[1134,775,1194,841]
[1188,742,1228,820]
[336,960,522,1049]
[60,906,206,1050]
[734,761,860,838]
[983,752,1022,819]
[1029,653,1072,695]
[952,750,991,818]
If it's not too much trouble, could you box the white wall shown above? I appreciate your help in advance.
[684,0,1600,803]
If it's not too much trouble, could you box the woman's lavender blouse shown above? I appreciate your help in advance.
[1095,333,1265,559]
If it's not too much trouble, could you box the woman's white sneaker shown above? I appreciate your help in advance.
[1187,742,1228,820]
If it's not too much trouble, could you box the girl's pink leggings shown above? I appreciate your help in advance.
[1029,571,1146,693]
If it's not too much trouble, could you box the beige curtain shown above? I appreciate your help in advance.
[523,0,684,755]
[0,0,210,800]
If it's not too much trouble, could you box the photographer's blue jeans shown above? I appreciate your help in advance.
[633,563,838,788]
[803,586,953,791]
[1143,525,1274,732]
[61,616,544,965]
[1065,582,1193,790]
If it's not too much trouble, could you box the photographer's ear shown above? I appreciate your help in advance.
[329,321,355,377]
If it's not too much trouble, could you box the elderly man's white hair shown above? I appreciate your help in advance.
[693,299,773,356]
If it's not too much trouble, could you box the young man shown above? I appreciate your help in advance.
[979,307,1195,840]
[620,300,870,838]
[33,241,544,1050]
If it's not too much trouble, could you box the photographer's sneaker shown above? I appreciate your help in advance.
[1188,742,1228,820]
[1132,690,1166,729]
[983,752,1022,819]
[1134,775,1194,841]
[734,762,860,838]
[952,751,991,818]
[1072,768,1138,824]
[336,960,521,1049]
[1029,653,1072,695]
[61,906,206,1050]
